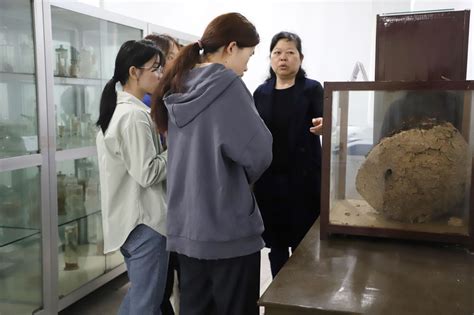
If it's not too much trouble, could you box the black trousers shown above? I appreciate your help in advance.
[268,246,296,278]
[161,252,180,315]
[177,251,260,315]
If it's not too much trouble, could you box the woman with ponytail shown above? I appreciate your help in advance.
[151,13,272,315]
[96,39,168,315]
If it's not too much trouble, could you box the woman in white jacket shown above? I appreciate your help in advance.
[96,39,168,315]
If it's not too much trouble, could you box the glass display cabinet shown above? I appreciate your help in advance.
[320,81,474,249]
[0,167,42,314]
[0,0,38,159]
[0,0,45,314]
[1,1,197,314]
[50,6,144,151]
[45,1,146,311]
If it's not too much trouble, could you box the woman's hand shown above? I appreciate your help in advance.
[309,117,323,135]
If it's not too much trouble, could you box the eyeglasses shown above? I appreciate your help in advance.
[139,64,163,74]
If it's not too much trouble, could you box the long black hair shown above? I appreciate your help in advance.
[268,31,306,80]
[96,39,164,133]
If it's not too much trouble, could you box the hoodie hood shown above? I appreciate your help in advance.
[164,63,238,128]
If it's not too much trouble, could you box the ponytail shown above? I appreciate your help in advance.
[151,13,259,133]
[96,78,118,133]
[151,42,201,133]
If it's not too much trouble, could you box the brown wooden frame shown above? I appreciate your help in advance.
[320,81,474,250]
[375,10,470,81]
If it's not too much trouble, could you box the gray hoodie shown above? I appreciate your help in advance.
[164,63,273,259]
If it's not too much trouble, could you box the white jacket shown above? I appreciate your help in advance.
[96,90,167,253]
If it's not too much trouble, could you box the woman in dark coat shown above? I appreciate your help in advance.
[253,31,324,277]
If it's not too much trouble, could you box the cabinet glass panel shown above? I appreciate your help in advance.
[57,156,101,225]
[329,89,472,235]
[0,166,42,314]
[53,83,102,150]
[51,7,102,150]
[0,0,39,158]
[51,7,142,151]
[102,22,142,80]
[57,156,106,296]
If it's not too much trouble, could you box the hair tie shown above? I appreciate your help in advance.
[197,40,203,50]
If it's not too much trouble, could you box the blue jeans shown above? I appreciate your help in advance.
[118,224,169,315]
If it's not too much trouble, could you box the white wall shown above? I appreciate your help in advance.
[67,0,473,129]
[71,0,473,91]
[71,0,410,91]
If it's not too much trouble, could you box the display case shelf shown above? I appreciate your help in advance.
[58,209,101,227]
[54,76,104,86]
[0,227,40,247]
[0,72,36,80]
[55,146,97,159]
[0,226,41,314]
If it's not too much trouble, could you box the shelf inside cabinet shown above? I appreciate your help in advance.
[0,72,35,82]
[0,227,42,311]
[58,209,101,227]
[58,242,107,297]
[54,76,104,86]
[56,147,97,160]
[0,226,40,247]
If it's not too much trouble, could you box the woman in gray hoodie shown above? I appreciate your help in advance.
[151,12,272,315]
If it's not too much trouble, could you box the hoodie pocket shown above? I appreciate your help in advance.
[182,190,264,242]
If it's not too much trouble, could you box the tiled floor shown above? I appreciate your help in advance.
[60,248,272,315]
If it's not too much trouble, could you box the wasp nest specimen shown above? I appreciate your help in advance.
[356,122,469,223]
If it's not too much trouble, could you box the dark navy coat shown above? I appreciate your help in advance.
[253,76,323,247]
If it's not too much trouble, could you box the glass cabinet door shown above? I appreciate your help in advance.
[0,0,38,159]
[102,21,143,80]
[0,1,43,314]
[51,6,142,296]
[57,156,105,297]
[51,7,143,151]
[0,167,42,314]
[51,7,102,150]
